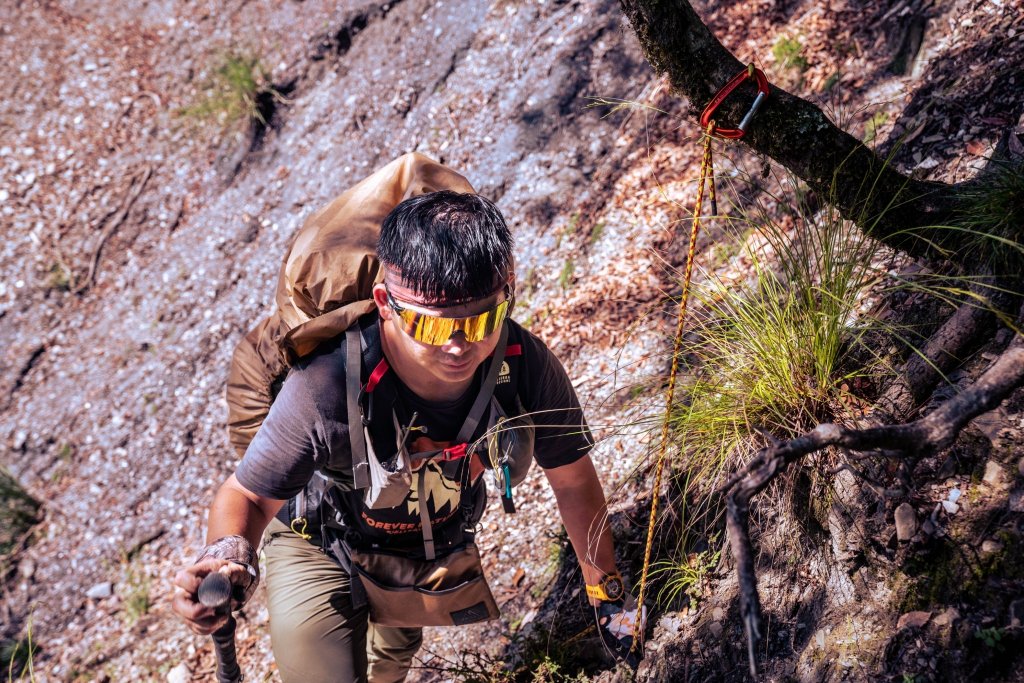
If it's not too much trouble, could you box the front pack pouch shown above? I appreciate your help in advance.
[362,414,413,510]
[347,542,499,627]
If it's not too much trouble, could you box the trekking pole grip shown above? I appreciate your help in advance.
[198,572,243,683]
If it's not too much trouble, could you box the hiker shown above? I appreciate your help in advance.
[172,155,643,681]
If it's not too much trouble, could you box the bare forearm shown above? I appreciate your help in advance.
[545,456,618,586]
[206,474,284,548]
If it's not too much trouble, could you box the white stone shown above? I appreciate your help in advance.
[658,614,683,637]
[166,663,189,683]
[86,581,113,599]
[981,539,1004,553]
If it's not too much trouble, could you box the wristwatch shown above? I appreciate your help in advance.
[586,572,625,602]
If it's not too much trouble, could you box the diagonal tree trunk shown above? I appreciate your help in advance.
[618,0,1007,265]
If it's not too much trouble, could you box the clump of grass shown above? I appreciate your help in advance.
[772,37,809,72]
[645,176,896,585]
[649,545,720,611]
[1,466,39,560]
[555,213,580,249]
[863,110,889,144]
[424,623,593,683]
[2,620,36,681]
[122,564,152,626]
[670,199,887,481]
[559,259,575,290]
[179,51,284,129]
[955,159,1024,276]
[46,262,73,291]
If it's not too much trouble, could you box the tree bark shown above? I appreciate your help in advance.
[618,0,993,263]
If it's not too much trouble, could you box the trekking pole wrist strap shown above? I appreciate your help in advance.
[195,535,260,605]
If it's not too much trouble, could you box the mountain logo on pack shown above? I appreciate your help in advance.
[406,460,461,518]
[497,361,511,385]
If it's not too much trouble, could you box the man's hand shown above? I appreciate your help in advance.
[595,592,647,669]
[172,558,252,636]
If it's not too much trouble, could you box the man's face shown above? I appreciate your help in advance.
[372,275,512,390]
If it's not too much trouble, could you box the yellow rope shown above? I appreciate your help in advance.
[633,121,716,649]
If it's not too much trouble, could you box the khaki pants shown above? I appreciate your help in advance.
[263,518,423,682]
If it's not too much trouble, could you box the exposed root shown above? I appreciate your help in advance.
[75,164,152,294]
[720,330,1024,677]
[877,285,1017,421]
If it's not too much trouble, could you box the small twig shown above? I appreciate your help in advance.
[75,165,152,294]
[118,91,163,124]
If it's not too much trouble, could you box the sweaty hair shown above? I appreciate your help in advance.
[377,190,514,303]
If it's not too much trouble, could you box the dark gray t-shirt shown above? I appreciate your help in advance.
[236,318,592,508]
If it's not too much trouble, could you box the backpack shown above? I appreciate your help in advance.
[226,153,475,454]
[225,153,533,555]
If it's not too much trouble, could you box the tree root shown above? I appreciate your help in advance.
[75,164,152,294]
[877,283,1018,422]
[720,335,1024,678]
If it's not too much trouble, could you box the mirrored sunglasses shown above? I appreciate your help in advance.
[385,285,513,345]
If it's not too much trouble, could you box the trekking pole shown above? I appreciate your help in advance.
[197,572,243,683]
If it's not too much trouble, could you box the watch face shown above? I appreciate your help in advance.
[604,576,624,601]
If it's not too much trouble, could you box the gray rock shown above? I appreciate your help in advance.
[708,621,723,638]
[1010,599,1024,628]
[983,461,1006,487]
[981,539,1004,553]
[1009,489,1024,513]
[712,606,725,621]
[657,613,684,637]
[86,581,113,600]
[895,502,917,541]
[933,607,960,627]
[897,610,931,630]
[815,629,827,648]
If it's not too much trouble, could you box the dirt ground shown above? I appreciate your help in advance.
[1,0,1022,681]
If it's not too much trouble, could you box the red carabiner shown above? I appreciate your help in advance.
[699,64,770,139]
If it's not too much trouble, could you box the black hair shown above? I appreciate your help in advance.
[377,190,514,302]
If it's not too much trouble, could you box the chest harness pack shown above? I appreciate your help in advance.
[284,316,535,565]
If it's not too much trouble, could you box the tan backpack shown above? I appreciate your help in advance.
[225,153,475,455]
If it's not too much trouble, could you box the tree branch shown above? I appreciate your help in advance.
[617,0,1000,263]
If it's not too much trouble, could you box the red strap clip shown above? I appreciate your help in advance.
[699,64,770,139]
[440,443,469,460]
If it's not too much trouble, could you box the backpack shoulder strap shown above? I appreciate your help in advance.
[346,325,370,490]
[455,323,509,443]
[493,322,523,411]
[338,315,384,489]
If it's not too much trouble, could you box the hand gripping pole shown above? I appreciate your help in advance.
[198,572,243,683]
